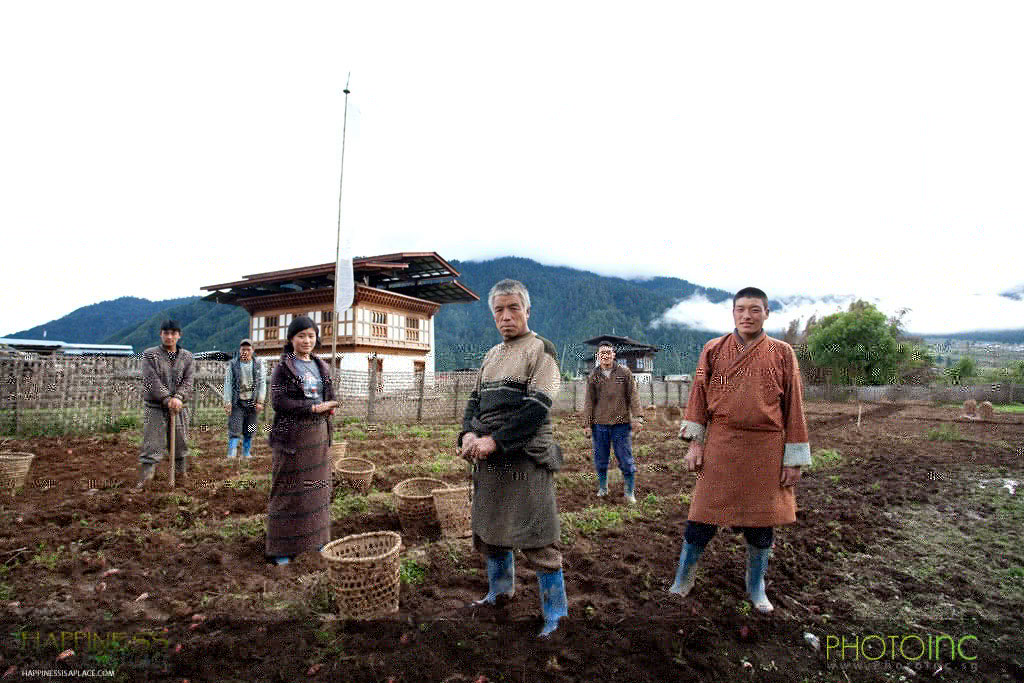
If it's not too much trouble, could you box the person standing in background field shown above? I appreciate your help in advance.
[223,339,266,458]
[459,279,568,638]
[134,320,194,490]
[265,316,338,566]
[669,287,810,613]
[583,342,644,503]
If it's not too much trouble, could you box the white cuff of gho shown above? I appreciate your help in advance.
[679,420,705,444]
[783,442,811,466]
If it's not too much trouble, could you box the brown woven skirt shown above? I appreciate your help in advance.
[265,419,332,557]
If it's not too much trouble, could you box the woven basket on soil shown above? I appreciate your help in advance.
[333,457,375,494]
[321,531,401,619]
[0,452,34,493]
[393,477,448,535]
[432,485,472,538]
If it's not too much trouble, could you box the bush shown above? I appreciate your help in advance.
[926,424,963,442]
[400,558,426,585]
[808,448,842,471]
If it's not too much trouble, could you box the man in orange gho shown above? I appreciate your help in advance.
[669,287,810,613]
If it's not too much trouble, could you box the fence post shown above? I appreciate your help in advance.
[677,380,683,406]
[572,381,578,413]
[13,360,22,436]
[416,370,425,423]
[649,377,654,406]
[367,363,377,423]
[453,378,460,422]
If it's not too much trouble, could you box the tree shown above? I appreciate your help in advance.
[807,301,900,386]
[945,356,977,385]
[1011,360,1024,383]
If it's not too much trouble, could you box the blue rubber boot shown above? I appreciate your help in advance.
[623,472,636,504]
[537,568,568,637]
[242,436,253,458]
[596,469,608,497]
[474,551,515,605]
[746,544,774,613]
[274,556,290,566]
[227,437,239,458]
[668,541,705,597]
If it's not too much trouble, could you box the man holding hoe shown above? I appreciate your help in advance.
[134,320,194,490]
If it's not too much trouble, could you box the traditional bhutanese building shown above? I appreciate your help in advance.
[579,334,660,384]
[200,252,478,389]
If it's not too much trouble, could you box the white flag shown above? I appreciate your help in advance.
[333,91,360,314]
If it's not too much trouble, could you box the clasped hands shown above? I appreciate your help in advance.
[312,400,339,415]
[164,397,184,414]
[683,442,801,487]
[460,432,497,462]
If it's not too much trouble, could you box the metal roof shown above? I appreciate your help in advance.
[0,337,64,348]
[581,334,661,352]
[0,338,134,355]
[201,251,478,307]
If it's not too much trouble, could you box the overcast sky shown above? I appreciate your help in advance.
[2,1,1023,338]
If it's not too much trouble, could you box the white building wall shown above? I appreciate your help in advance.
[426,317,436,386]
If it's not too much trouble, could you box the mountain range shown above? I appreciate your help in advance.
[5,258,1023,374]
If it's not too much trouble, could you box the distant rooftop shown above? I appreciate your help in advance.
[581,334,660,352]
[0,338,134,356]
[201,251,479,306]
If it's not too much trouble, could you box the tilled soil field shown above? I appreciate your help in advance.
[1,403,1022,682]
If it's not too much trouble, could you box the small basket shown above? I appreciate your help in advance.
[432,485,472,538]
[393,477,448,536]
[334,457,375,494]
[321,531,402,619]
[0,452,35,494]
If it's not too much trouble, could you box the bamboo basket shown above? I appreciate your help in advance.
[321,531,402,619]
[393,477,448,536]
[432,485,472,538]
[0,452,34,495]
[334,457,375,494]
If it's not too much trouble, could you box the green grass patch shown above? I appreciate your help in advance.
[426,453,457,474]
[561,505,626,536]
[345,427,368,441]
[0,582,13,600]
[808,448,842,470]
[331,491,370,518]
[407,425,432,439]
[994,403,1024,414]
[31,543,63,571]
[555,471,595,490]
[365,490,397,513]
[217,515,266,541]
[400,558,427,585]
[926,424,965,441]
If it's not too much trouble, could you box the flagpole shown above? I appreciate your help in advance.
[331,73,351,382]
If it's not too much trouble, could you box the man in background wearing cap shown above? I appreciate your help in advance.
[135,320,194,489]
[223,339,266,458]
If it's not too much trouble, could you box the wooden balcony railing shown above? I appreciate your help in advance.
[253,333,430,353]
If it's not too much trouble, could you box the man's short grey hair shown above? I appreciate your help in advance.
[487,279,531,311]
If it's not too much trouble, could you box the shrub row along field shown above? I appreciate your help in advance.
[0,403,1021,682]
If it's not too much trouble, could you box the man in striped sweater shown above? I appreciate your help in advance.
[459,279,568,638]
